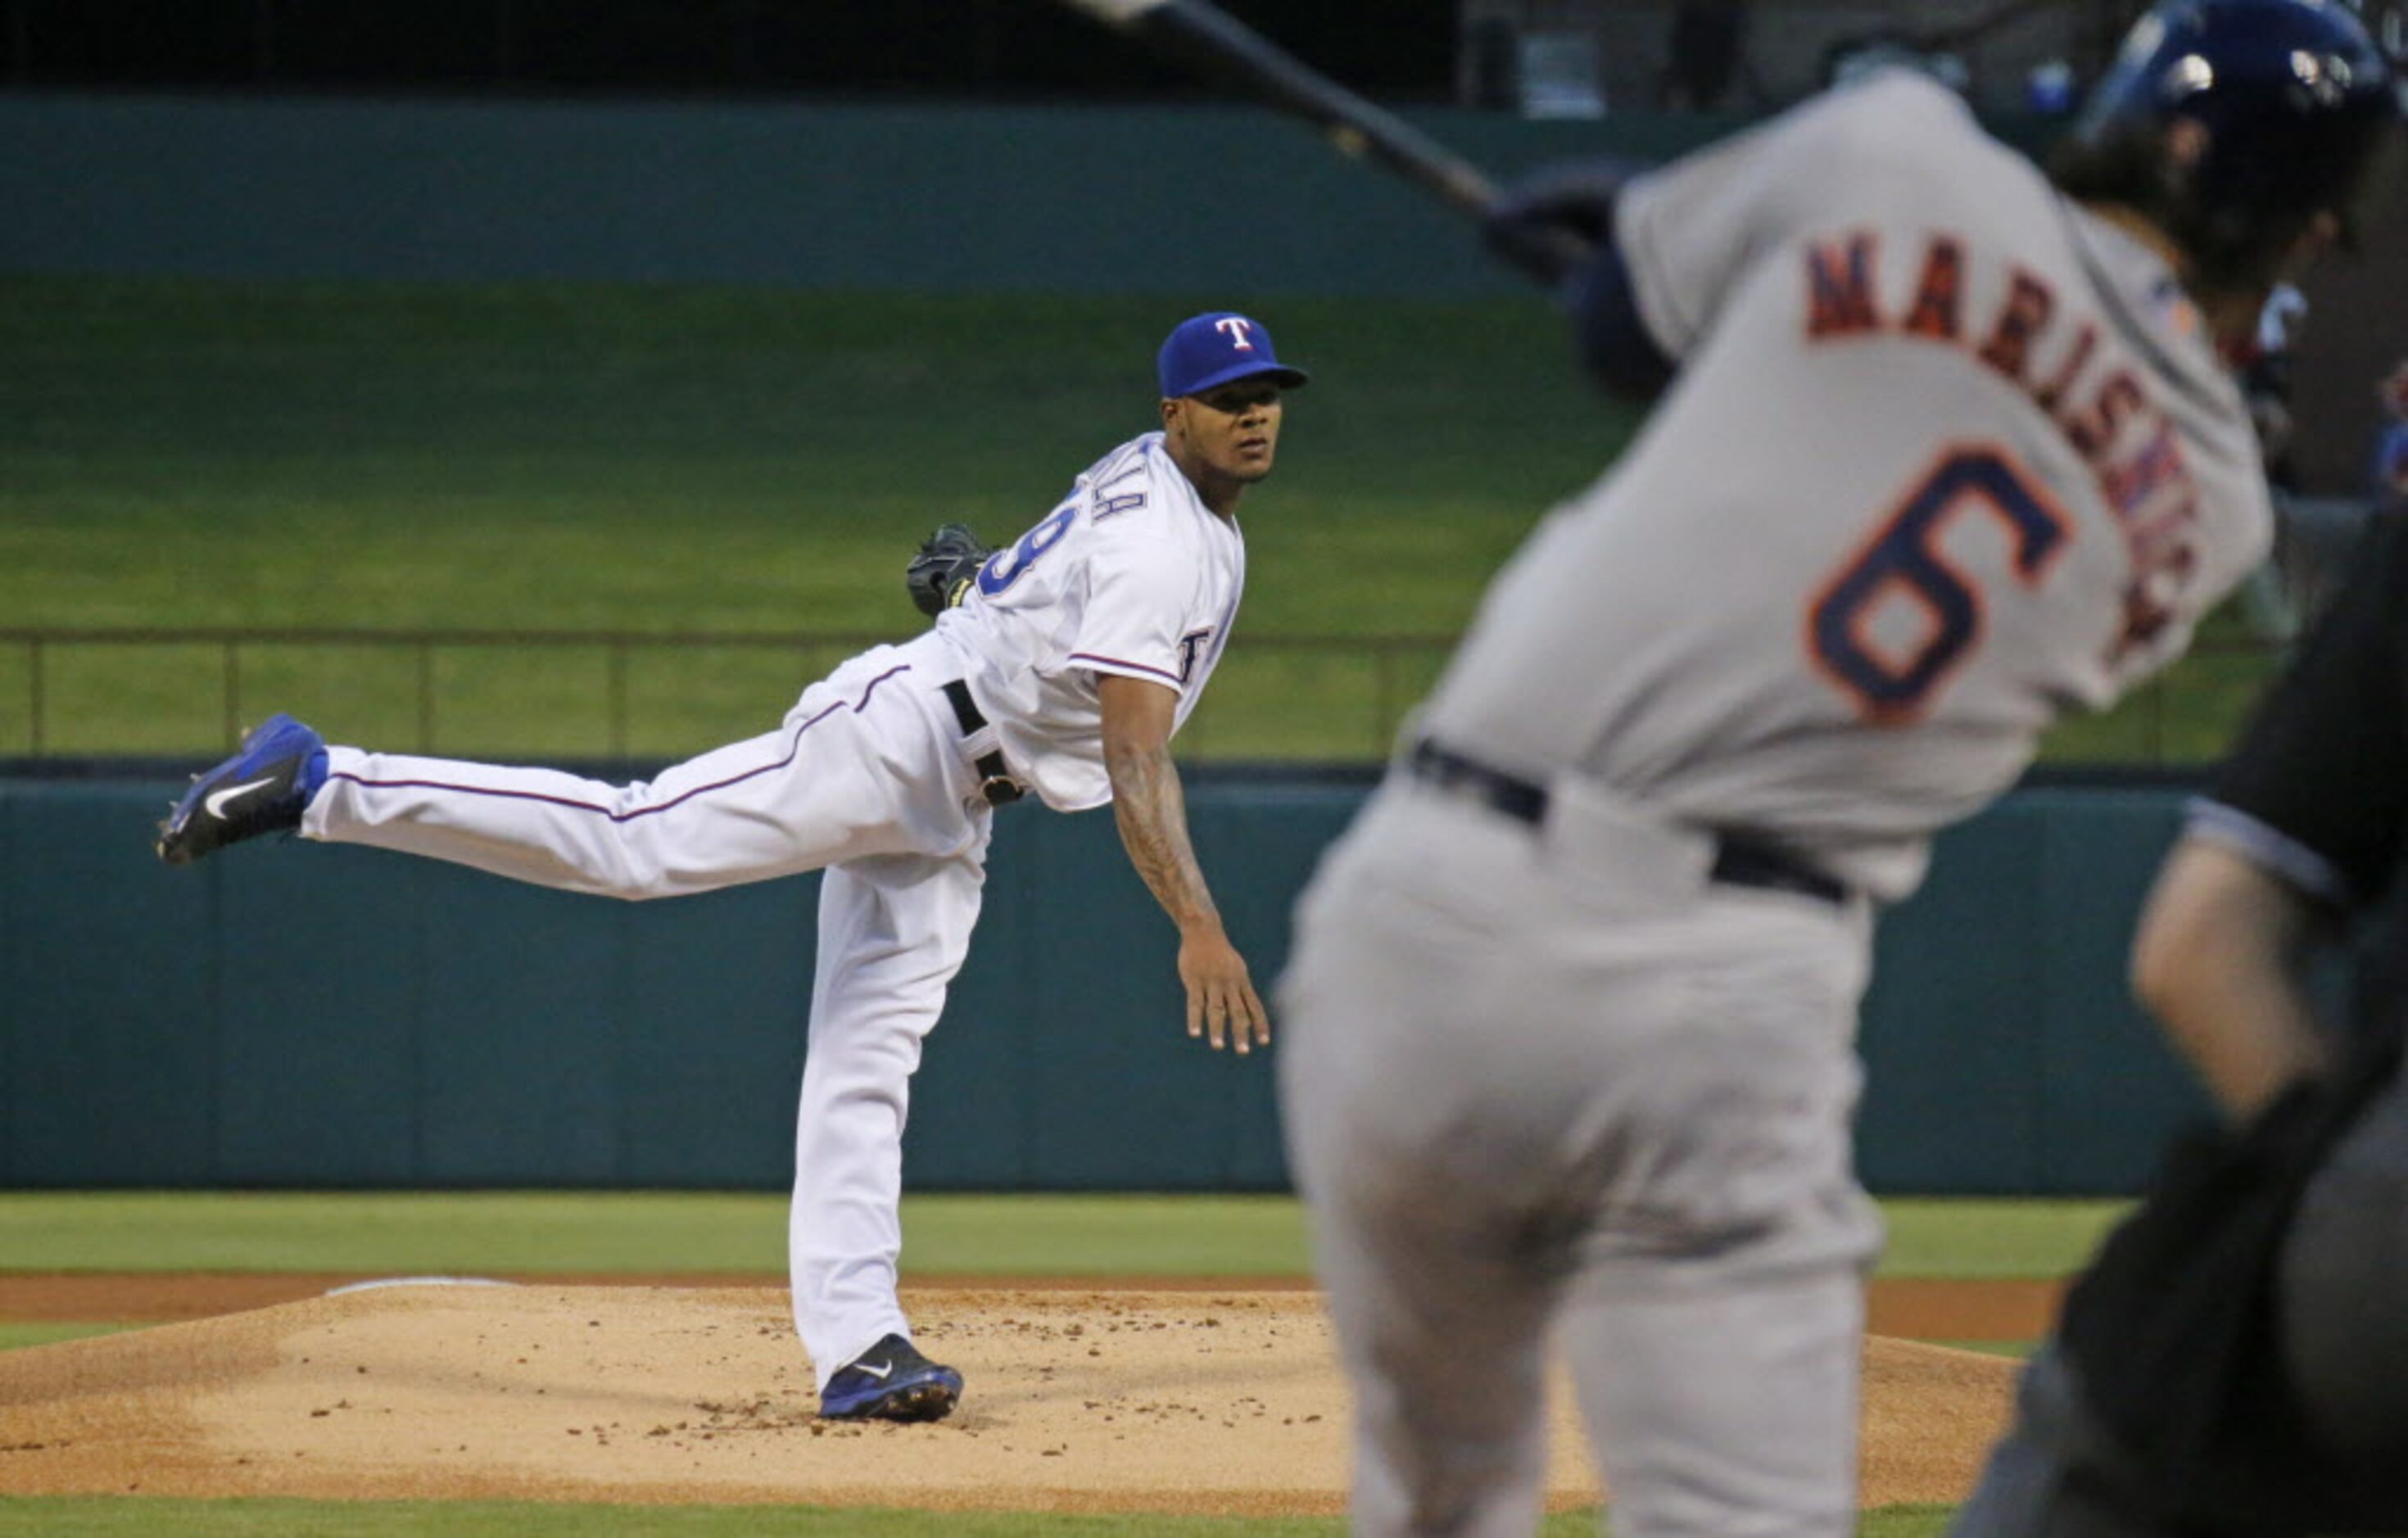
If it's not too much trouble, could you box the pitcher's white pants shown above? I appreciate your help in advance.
[301,631,994,1388]
[1278,780,1882,1537]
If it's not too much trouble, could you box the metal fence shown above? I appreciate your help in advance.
[0,627,1464,766]
[4,626,840,759]
[0,622,2293,771]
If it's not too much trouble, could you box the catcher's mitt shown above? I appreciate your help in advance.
[906,522,991,618]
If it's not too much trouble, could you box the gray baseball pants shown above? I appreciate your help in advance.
[1278,779,1883,1536]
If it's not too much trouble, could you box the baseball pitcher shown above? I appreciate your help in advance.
[156,310,1306,1423]
[1276,2,2399,1532]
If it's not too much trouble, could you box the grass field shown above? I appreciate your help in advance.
[0,1190,2120,1284]
[0,278,1613,762]
[0,275,2279,764]
[0,1192,2092,1534]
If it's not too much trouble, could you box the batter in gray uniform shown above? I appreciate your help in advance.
[1274,2,2397,1531]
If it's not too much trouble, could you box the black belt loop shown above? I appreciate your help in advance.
[942,679,1023,806]
[940,677,983,735]
[1404,737,1848,907]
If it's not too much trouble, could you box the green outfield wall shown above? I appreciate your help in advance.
[0,94,1745,296]
[1,775,2212,1196]
[3,89,2391,492]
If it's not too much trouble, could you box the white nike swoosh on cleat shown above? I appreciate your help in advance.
[854,1360,894,1380]
[203,776,278,818]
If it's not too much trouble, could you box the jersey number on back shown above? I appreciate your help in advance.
[1808,445,2069,723]
[976,504,1079,598]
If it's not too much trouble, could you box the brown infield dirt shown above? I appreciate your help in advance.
[0,1274,2057,1516]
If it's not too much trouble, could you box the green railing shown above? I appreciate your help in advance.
[0,627,1457,767]
[0,623,2288,770]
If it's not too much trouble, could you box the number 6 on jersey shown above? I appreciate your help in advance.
[1808,445,2070,723]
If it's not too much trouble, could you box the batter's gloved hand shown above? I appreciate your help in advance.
[906,522,991,618]
[1482,156,1644,288]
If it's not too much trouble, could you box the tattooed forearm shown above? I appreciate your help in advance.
[1107,739,1220,932]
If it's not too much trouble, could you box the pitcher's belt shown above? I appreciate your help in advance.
[942,679,1025,806]
[1405,738,1849,907]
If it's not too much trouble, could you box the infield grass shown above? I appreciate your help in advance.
[0,274,2276,766]
[0,1191,2117,1281]
[0,1321,140,1350]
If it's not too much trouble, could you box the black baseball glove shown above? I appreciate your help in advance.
[906,522,992,618]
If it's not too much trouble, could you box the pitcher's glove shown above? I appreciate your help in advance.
[906,522,991,617]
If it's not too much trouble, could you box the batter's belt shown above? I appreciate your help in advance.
[1404,737,1850,907]
[941,679,1025,806]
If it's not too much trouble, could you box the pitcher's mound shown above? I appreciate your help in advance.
[0,1284,2012,1515]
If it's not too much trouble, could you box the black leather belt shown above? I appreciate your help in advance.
[1705,838,1851,906]
[1405,739,1849,907]
[1408,738,1548,824]
[943,679,1023,806]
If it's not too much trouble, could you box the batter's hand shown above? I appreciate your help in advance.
[1482,156,1647,287]
[1179,928,1270,1055]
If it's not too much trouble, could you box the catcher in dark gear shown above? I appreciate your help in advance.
[1944,22,2408,1532]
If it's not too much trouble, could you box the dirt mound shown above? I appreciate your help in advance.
[0,1283,2014,1515]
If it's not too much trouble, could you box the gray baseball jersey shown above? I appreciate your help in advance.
[1278,70,2273,1538]
[1418,71,2270,900]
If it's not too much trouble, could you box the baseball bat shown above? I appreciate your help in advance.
[1052,0,1589,284]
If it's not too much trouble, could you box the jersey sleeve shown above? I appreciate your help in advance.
[2205,514,2408,907]
[1568,237,1678,399]
[1065,520,1197,691]
[1613,71,1963,361]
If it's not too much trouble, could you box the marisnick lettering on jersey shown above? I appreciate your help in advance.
[1804,230,2201,657]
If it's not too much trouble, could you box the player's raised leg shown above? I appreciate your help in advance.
[301,641,970,898]
[790,848,987,1420]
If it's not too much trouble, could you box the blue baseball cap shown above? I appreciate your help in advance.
[1157,312,1310,399]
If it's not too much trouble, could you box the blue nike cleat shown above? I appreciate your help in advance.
[156,712,329,866]
[818,1332,963,1422]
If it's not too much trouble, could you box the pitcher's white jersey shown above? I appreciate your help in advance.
[1417,72,2272,900]
[935,430,1244,811]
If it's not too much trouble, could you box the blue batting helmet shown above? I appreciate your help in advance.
[2056,0,2401,286]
